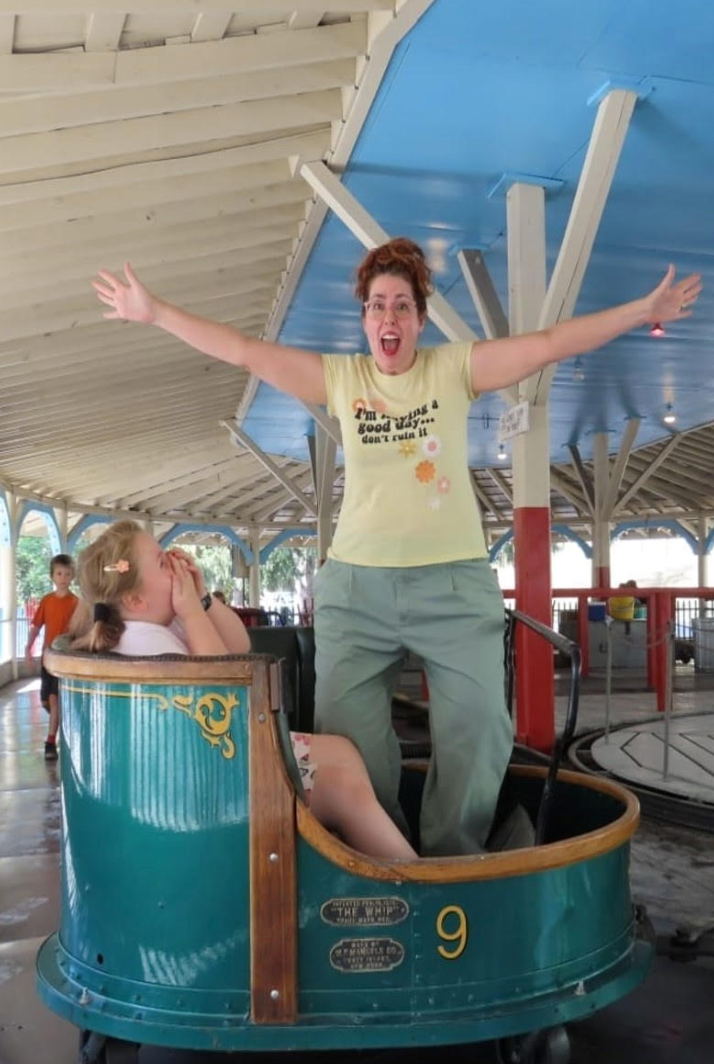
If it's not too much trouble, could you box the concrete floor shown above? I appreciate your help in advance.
[1,673,713,1064]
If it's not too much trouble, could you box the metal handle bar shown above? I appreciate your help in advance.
[505,609,581,845]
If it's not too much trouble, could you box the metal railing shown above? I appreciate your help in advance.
[0,617,12,665]
[505,609,581,845]
[0,609,44,664]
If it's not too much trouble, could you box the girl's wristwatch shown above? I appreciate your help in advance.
[200,592,213,611]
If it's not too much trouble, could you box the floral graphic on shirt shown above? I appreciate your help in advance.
[422,434,441,458]
[415,460,436,484]
[347,391,449,510]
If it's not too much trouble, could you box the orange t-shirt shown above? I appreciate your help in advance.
[32,592,78,651]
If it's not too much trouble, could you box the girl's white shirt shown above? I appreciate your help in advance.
[115,618,188,656]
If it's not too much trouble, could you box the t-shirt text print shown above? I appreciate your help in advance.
[354,399,439,444]
[321,343,488,568]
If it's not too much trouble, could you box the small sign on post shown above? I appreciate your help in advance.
[498,400,530,442]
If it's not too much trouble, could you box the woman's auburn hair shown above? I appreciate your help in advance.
[355,237,433,315]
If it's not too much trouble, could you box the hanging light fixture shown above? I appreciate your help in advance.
[497,442,507,461]
[572,357,585,381]
[650,322,666,338]
[663,403,676,425]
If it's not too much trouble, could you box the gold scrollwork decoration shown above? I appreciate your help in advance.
[172,692,239,760]
[63,683,240,760]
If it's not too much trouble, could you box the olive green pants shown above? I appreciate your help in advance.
[314,558,513,856]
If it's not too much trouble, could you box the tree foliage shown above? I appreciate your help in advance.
[262,548,316,596]
[262,548,300,592]
[16,535,53,604]
[177,542,233,600]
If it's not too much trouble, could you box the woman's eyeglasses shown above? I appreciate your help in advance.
[363,299,417,320]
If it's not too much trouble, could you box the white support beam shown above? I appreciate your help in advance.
[247,484,308,525]
[601,417,641,518]
[529,89,638,405]
[0,129,329,210]
[0,92,342,177]
[85,12,125,51]
[0,20,367,93]
[0,61,353,143]
[472,478,503,521]
[634,473,698,513]
[141,469,258,515]
[593,433,610,516]
[221,421,317,516]
[306,434,319,501]
[289,11,324,29]
[248,527,261,607]
[698,514,709,591]
[508,183,546,341]
[549,470,591,514]
[486,467,513,506]
[55,503,69,552]
[457,248,510,341]
[614,434,683,515]
[507,182,551,512]
[0,14,14,52]
[0,0,393,9]
[303,402,343,448]
[592,432,611,580]
[315,425,337,561]
[191,12,232,41]
[457,247,518,405]
[507,182,547,413]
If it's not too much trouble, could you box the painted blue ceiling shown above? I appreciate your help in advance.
[244,0,714,468]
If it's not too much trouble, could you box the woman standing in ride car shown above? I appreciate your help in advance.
[93,239,700,855]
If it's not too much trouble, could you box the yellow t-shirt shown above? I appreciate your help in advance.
[322,342,487,567]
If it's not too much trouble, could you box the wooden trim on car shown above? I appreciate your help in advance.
[296,765,640,883]
[45,649,259,684]
[249,665,297,1024]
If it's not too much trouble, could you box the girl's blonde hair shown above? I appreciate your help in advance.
[70,520,143,653]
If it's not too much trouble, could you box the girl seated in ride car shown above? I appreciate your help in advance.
[70,520,416,861]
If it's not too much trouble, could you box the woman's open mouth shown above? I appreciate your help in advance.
[380,333,401,357]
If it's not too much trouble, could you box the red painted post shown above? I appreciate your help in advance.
[514,507,554,752]
[594,565,610,589]
[647,591,657,691]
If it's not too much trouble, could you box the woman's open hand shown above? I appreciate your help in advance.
[644,265,702,325]
[92,262,157,323]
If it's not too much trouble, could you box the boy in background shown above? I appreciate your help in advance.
[25,553,78,760]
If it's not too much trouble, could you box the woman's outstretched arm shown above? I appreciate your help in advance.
[470,265,702,393]
[93,262,327,405]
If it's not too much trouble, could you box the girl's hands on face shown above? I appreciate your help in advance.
[169,555,202,620]
[167,548,206,597]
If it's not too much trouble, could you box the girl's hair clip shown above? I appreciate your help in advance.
[103,559,130,574]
